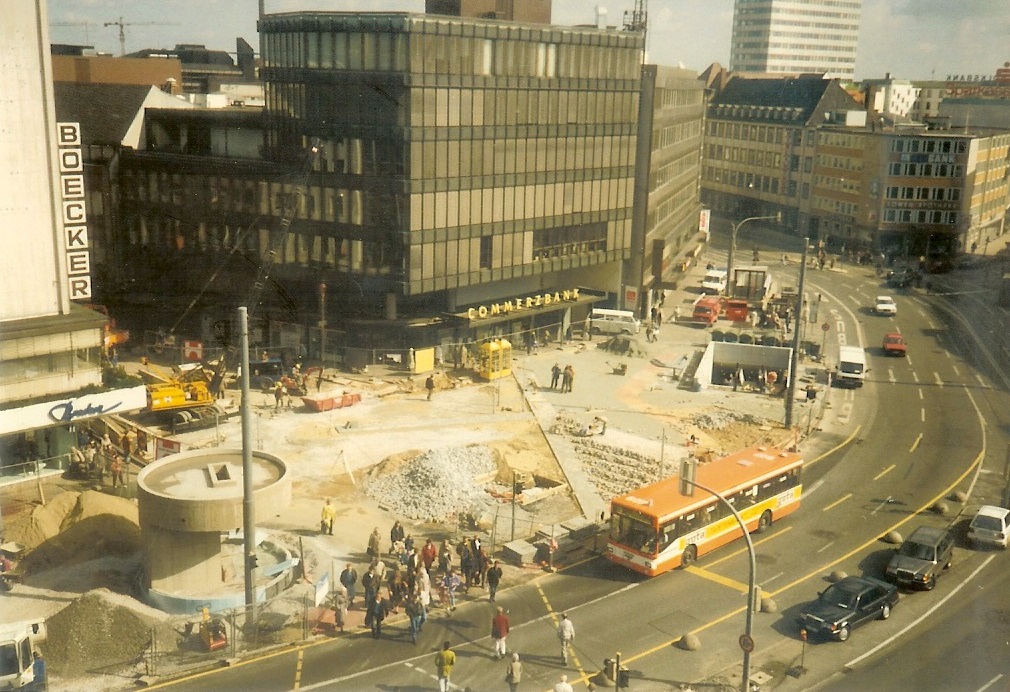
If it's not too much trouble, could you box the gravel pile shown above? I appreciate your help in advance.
[691,409,765,429]
[365,445,497,521]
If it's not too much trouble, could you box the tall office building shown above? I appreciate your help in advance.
[730,0,861,79]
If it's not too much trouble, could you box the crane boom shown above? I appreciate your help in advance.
[207,141,322,395]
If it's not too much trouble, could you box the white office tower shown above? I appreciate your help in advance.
[730,0,861,79]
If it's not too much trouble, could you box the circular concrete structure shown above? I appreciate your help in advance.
[136,448,292,614]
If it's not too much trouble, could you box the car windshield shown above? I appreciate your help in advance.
[820,583,858,610]
[972,515,1004,531]
[898,541,934,561]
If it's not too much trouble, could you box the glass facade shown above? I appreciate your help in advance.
[260,13,643,302]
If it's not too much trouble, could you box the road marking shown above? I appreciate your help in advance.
[816,540,835,553]
[822,493,853,511]
[978,674,1005,692]
[874,464,895,480]
[912,371,919,383]
[952,364,961,376]
[918,388,923,400]
[910,434,922,453]
[845,555,996,670]
[536,582,585,677]
[887,367,896,384]
[906,355,913,367]
[686,565,770,599]
[934,372,944,387]
[975,373,987,388]
[293,649,304,689]
[921,408,925,423]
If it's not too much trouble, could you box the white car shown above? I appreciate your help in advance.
[874,296,897,316]
[968,505,1010,548]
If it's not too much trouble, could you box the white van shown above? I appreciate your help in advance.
[836,345,867,387]
[701,269,728,294]
[590,308,641,335]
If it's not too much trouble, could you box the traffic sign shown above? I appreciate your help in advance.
[821,322,830,332]
[739,633,755,653]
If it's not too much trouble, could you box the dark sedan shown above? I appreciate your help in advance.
[797,576,899,642]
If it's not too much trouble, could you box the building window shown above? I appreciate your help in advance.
[480,235,492,269]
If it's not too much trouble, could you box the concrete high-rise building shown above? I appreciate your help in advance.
[730,0,861,79]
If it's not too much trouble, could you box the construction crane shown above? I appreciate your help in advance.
[205,140,323,397]
[103,16,177,56]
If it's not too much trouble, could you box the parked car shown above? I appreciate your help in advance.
[967,505,1010,549]
[885,525,954,590]
[882,332,907,356]
[874,296,897,316]
[796,575,898,642]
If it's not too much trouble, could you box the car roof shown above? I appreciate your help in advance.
[833,575,887,591]
[884,332,904,339]
[876,295,894,301]
[975,505,1010,519]
[906,526,948,543]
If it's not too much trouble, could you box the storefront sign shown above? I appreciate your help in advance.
[465,288,580,320]
[57,122,92,300]
[0,386,147,436]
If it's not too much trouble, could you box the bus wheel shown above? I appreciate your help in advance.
[681,545,697,568]
[756,510,772,533]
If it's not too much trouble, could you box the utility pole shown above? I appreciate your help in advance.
[784,238,809,429]
[239,307,258,626]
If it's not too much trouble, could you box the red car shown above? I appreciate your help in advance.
[882,332,907,356]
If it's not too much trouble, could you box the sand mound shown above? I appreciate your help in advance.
[8,491,140,576]
[43,589,167,678]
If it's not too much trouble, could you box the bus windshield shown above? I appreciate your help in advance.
[610,509,658,555]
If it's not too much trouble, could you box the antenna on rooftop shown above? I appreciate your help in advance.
[622,0,648,63]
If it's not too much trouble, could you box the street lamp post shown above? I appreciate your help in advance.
[680,469,758,692]
[784,238,810,429]
[727,213,782,295]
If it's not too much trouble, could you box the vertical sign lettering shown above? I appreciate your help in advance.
[57,122,91,299]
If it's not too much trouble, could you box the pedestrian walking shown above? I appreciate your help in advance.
[389,521,405,554]
[425,374,436,400]
[554,674,574,692]
[320,499,336,535]
[405,592,422,644]
[367,527,381,559]
[491,606,511,659]
[505,652,523,692]
[438,539,453,573]
[370,595,388,638]
[440,568,461,613]
[560,366,571,393]
[415,565,431,630]
[550,363,562,389]
[273,381,285,410]
[563,365,575,393]
[421,538,438,572]
[557,613,575,665]
[434,641,456,692]
[331,584,348,632]
[340,563,358,607]
[109,455,124,488]
[645,324,654,342]
[672,305,680,323]
[486,559,503,602]
[362,565,379,625]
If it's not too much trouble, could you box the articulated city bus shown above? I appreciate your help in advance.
[605,445,803,576]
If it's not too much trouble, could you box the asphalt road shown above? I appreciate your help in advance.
[148,228,1010,692]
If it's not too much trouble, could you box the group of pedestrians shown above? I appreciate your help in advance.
[549,363,576,392]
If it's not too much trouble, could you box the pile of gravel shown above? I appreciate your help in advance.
[691,410,765,429]
[365,445,497,521]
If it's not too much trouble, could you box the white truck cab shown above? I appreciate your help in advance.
[0,619,46,690]
[835,345,867,388]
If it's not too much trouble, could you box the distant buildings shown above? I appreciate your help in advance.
[730,0,861,79]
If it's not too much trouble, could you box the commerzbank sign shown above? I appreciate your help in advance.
[465,288,581,320]
[0,386,147,437]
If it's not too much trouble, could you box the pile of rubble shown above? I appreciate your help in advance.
[364,444,499,521]
[575,436,672,499]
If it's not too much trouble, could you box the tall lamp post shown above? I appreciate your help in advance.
[727,213,781,295]
[680,462,758,692]
[784,238,810,429]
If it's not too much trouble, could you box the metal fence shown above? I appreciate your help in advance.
[144,585,318,678]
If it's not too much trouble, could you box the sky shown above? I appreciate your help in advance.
[47,0,1010,81]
